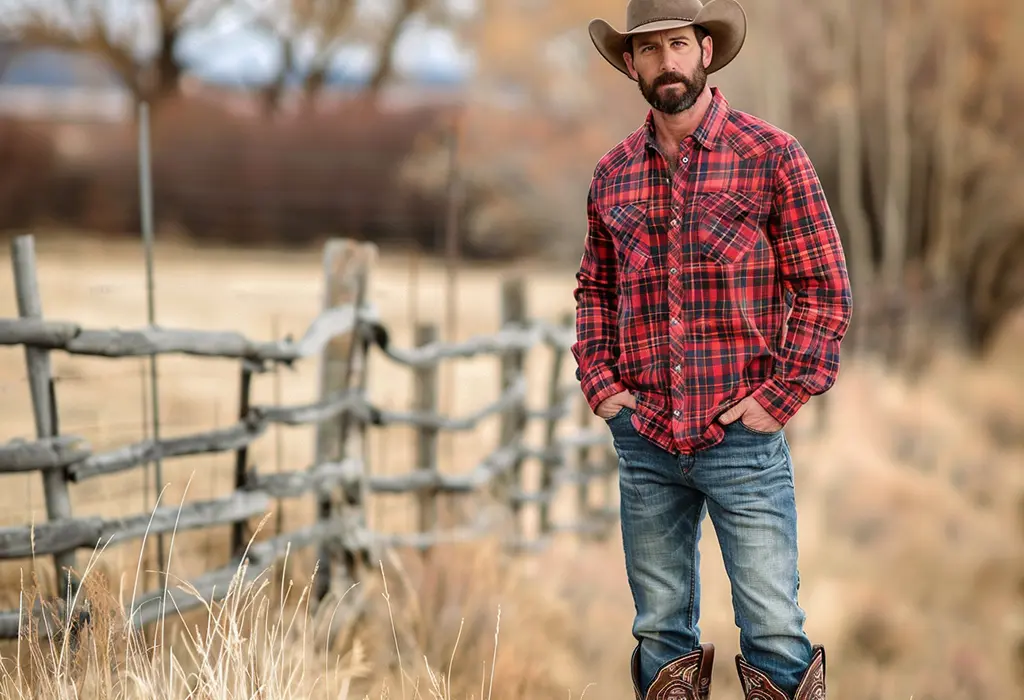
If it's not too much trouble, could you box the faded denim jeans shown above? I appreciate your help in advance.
[606,406,813,697]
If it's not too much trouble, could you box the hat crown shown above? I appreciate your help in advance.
[589,0,746,78]
[627,0,705,31]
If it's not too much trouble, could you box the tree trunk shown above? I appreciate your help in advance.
[831,2,875,354]
[365,0,422,98]
[926,1,965,313]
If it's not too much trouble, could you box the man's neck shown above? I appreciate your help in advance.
[652,86,713,157]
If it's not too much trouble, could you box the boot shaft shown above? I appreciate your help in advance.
[735,645,826,700]
[632,643,714,700]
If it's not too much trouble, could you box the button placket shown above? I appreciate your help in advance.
[669,145,694,431]
[668,211,684,423]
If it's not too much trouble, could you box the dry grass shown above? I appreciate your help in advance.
[0,517,607,699]
[0,234,1021,699]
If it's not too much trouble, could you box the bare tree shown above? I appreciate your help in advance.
[400,0,642,261]
[774,0,1024,362]
[242,0,358,114]
[243,0,454,114]
[0,0,231,110]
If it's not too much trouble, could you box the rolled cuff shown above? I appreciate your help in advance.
[577,365,626,414]
[750,377,811,426]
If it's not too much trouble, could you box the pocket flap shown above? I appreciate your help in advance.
[701,190,763,225]
[601,201,651,271]
[603,202,648,235]
[697,190,768,265]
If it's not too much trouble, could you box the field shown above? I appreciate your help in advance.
[0,234,1021,699]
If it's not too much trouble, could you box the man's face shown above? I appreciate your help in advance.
[625,27,709,115]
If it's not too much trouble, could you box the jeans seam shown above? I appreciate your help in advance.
[685,498,702,636]
[612,435,647,508]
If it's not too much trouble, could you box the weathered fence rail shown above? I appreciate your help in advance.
[0,234,617,639]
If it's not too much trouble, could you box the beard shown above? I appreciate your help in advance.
[637,61,707,114]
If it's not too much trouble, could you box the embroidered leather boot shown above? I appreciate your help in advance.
[631,643,715,700]
[734,644,826,700]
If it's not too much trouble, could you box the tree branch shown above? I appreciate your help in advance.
[365,0,424,96]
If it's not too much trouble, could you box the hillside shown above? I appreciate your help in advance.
[0,235,1019,699]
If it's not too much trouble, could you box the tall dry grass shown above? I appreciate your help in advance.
[0,532,566,699]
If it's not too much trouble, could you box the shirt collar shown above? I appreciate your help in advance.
[636,86,730,155]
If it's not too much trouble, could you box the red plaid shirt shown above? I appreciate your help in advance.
[572,87,852,454]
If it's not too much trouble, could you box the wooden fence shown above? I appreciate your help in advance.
[0,235,617,639]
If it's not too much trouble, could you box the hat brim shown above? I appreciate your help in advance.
[588,0,747,79]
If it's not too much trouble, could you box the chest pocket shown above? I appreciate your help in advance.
[696,190,768,265]
[602,202,651,273]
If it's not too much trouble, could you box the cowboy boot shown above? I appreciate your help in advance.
[632,643,715,700]
[630,646,643,700]
[735,644,826,700]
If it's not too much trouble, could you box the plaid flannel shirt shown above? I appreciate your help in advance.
[572,87,852,454]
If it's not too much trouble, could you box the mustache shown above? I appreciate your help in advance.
[652,71,690,89]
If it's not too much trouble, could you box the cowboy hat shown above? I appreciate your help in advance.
[589,0,747,78]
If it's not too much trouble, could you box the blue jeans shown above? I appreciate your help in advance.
[607,407,813,697]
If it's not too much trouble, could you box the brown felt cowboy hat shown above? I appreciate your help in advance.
[589,0,747,78]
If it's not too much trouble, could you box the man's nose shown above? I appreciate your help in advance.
[659,52,680,74]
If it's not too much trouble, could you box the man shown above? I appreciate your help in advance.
[571,1,852,699]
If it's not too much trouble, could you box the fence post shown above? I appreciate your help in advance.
[538,312,569,536]
[497,277,527,537]
[313,238,376,602]
[413,323,439,554]
[575,395,592,533]
[231,362,254,557]
[10,235,77,598]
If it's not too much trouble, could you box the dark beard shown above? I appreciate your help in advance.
[638,64,707,114]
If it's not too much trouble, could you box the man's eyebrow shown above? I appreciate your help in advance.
[636,33,690,47]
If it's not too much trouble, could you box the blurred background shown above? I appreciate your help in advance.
[0,0,1022,699]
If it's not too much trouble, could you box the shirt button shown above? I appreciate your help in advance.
[670,318,678,325]
[682,157,689,164]
[670,267,677,274]
[673,410,681,417]
[674,364,681,372]
[671,219,678,226]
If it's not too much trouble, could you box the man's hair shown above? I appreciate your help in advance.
[626,24,710,55]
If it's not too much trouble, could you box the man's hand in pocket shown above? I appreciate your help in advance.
[718,396,782,433]
[596,390,636,419]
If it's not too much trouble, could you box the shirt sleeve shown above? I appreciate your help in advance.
[571,175,627,413]
[750,138,853,425]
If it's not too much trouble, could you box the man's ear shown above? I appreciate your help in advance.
[623,51,640,80]
[702,36,714,69]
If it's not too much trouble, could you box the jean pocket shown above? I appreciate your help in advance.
[735,419,782,437]
[605,405,634,423]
